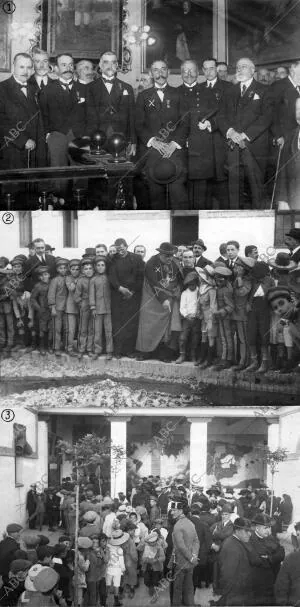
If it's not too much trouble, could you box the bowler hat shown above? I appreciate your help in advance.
[84,248,96,256]
[33,567,59,593]
[183,271,199,286]
[269,252,296,271]
[9,559,32,574]
[266,286,292,304]
[191,239,207,251]
[156,242,178,255]
[252,513,272,526]
[6,523,22,534]
[285,228,300,241]
[233,517,252,530]
[149,157,181,185]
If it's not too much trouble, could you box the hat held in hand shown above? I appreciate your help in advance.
[149,157,181,185]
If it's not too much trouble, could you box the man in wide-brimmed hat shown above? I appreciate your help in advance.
[192,239,213,269]
[218,517,253,605]
[136,242,183,361]
[249,513,285,606]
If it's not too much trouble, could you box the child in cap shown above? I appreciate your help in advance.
[106,531,128,606]
[48,259,68,357]
[213,266,234,370]
[9,256,32,351]
[89,534,109,607]
[141,531,165,598]
[266,286,300,373]
[195,265,217,368]
[0,262,15,357]
[245,261,275,373]
[30,267,52,355]
[231,257,255,370]
[75,537,92,607]
[89,256,113,361]
[176,271,201,365]
[30,566,60,606]
[65,260,81,357]
[74,259,94,360]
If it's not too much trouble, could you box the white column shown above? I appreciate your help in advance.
[267,419,280,488]
[36,419,49,488]
[213,0,227,61]
[188,418,211,492]
[109,417,131,498]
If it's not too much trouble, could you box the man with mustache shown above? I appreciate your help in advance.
[39,53,87,181]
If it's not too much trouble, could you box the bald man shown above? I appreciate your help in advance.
[218,57,273,209]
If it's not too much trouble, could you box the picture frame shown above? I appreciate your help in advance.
[41,0,123,61]
[226,0,300,68]
[142,0,213,73]
[0,11,12,72]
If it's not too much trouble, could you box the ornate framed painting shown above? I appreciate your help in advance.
[0,10,12,72]
[227,0,300,68]
[42,0,122,61]
[143,0,213,73]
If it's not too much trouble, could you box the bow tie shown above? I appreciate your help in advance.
[102,77,115,84]
[18,83,27,88]
[155,85,167,90]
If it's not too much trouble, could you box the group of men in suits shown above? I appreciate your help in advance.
[0,47,300,209]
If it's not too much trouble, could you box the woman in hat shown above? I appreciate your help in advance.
[231,256,255,371]
[122,522,138,598]
[106,530,128,606]
[136,242,183,362]
[141,531,165,598]
[195,265,217,368]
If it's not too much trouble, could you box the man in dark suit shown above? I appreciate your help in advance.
[24,238,56,292]
[0,523,22,584]
[135,60,188,209]
[275,97,300,209]
[86,51,135,154]
[285,228,300,264]
[192,239,213,268]
[39,53,87,171]
[218,57,274,209]
[271,60,300,147]
[215,243,229,264]
[28,48,53,96]
[0,53,45,173]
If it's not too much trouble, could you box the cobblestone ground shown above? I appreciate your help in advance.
[19,527,292,607]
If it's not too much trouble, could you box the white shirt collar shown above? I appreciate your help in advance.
[288,75,299,89]
[184,81,197,89]
[13,76,27,86]
[78,79,88,85]
[155,83,167,90]
[207,77,217,87]
[59,78,73,86]
[36,75,48,86]
[240,77,253,91]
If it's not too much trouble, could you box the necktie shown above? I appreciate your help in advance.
[229,260,234,269]
[155,87,165,102]
[40,79,46,90]
[60,81,73,92]
[19,83,27,97]
[241,84,247,97]
[207,82,212,88]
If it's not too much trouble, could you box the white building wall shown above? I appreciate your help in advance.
[0,407,47,534]
[277,409,300,521]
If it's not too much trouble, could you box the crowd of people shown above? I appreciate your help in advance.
[1,232,300,373]
[0,47,299,209]
[0,475,296,606]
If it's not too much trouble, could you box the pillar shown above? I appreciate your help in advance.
[109,417,131,498]
[267,418,280,489]
[188,418,211,491]
[36,417,49,488]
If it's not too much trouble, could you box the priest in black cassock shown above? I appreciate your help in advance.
[108,238,145,357]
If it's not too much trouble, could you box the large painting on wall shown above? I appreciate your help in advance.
[143,0,213,72]
[227,0,300,68]
[42,0,122,60]
[0,11,11,72]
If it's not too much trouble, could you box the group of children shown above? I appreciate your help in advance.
[177,250,300,374]
[1,237,300,374]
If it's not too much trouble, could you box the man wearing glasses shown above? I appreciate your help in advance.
[170,500,199,606]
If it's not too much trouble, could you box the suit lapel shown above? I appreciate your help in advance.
[240,80,257,106]
[9,77,32,112]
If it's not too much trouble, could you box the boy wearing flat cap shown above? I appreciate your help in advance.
[74,258,94,360]
[30,266,52,355]
[48,259,68,357]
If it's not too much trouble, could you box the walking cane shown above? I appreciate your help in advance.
[270,144,283,210]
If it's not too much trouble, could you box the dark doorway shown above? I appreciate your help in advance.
[171,212,199,245]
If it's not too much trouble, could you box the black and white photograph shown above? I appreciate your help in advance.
[0,0,300,606]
